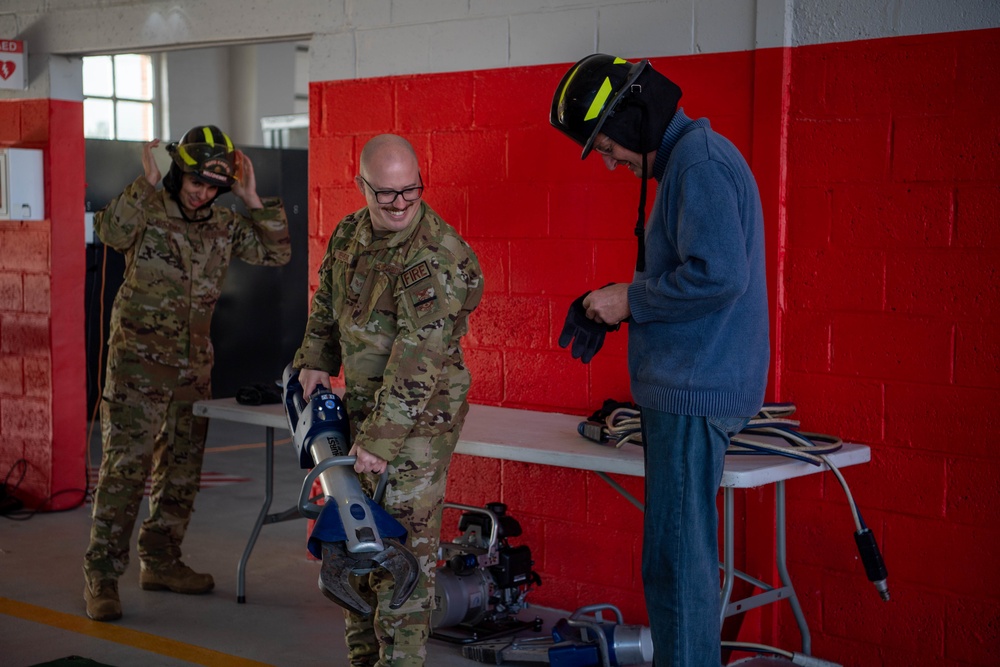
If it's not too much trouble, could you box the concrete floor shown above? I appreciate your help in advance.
[0,418,804,667]
[0,419,565,667]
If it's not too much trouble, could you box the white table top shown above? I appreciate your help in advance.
[193,398,870,489]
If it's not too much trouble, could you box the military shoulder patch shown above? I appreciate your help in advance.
[410,285,437,314]
[401,260,431,288]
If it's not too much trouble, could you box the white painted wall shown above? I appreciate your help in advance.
[5,0,998,92]
[161,42,301,145]
[2,0,998,138]
[165,48,230,141]
[792,0,1000,45]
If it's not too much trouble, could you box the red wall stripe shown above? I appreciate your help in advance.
[781,28,999,662]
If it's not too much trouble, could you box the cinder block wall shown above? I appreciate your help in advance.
[779,29,999,665]
[308,49,765,629]
[2,1,997,662]
[309,27,1000,663]
[0,99,87,510]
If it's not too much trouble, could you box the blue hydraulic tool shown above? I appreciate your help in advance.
[282,363,419,617]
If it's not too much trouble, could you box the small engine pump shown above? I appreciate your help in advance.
[432,502,542,642]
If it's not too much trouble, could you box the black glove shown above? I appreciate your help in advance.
[558,291,620,363]
[235,382,282,405]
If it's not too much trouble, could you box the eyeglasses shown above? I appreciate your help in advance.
[359,175,424,205]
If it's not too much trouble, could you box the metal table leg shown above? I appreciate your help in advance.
[594,471,644,511]
[237,426,275,603]
[718,483,811,656]
[776,480,810,654]
[236,426,306,603]
[598,470,811,653]
[720,488,736,622]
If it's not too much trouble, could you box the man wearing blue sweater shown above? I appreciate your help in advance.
[551,55,770,667]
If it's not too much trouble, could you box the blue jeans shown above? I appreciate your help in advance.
[640,409,748,667]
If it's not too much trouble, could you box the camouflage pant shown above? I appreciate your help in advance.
[343,427,461,667]
[83,352,211,579]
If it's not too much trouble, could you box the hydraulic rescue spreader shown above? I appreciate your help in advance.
[282,363,420,617]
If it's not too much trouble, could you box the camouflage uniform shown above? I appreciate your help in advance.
[84,176,291,580]
[294,202,483,667]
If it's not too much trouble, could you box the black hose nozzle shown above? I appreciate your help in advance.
[854,528,890,601]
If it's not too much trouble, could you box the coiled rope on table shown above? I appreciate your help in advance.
[578,402,842,463]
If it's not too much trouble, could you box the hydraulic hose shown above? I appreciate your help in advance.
[578,400,891,602]
[746,404,891,603]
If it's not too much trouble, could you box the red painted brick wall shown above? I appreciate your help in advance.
[0,99,87,511]
[781,29,999,665]
[307,27,998,664]
[310,51,763,624]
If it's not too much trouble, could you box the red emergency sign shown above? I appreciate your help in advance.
[0,39,25,89]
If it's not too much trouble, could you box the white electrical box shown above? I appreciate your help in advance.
[0,147,45,220]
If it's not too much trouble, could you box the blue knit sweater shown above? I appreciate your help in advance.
[626,109,770,417]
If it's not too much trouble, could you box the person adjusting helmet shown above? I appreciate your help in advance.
[83,127,290,624]
[163,125,239,200]
[550,53,770,667]
[550,54,682,160]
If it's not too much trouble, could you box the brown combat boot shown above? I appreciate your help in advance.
[139,560,215,594]
[84,573,122,622]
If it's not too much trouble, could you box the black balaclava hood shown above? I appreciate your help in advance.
[601,65,682,155]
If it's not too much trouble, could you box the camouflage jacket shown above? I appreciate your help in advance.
[97,176,291,370]
[293,203,483,463]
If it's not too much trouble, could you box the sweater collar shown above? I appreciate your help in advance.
[652,108,696,181]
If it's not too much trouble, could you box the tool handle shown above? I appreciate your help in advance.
[299,456,356,518]
[298,456,390,519]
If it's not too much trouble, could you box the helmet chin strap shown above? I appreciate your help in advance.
[170,191,215,222]
[633,102,649,273]
[635,154,647,272]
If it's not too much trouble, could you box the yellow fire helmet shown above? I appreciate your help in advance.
[166,125,238,189]
[550,54,681,159]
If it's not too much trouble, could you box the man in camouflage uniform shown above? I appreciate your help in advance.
[295,134,483,667]
[83,126,291,622]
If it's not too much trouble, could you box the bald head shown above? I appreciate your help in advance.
[359,134,419,180]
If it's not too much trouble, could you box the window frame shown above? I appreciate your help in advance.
[83,53,163,141]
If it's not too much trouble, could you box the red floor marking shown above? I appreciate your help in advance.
[86,468,250,501]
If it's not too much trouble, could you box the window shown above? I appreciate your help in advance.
[83,54,157,140]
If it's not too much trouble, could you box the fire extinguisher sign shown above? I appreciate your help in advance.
[0,40,26,90]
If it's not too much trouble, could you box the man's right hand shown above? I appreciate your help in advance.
[349,443,388,475]
[298,368,331,398]
[584,282,631,325]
